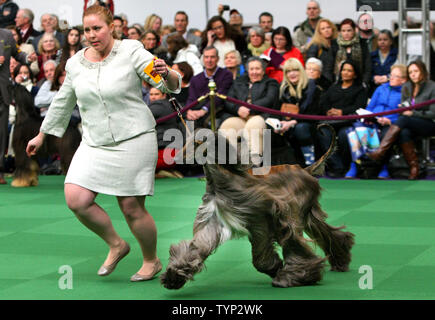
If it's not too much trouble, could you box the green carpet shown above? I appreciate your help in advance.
[0,176,434,300]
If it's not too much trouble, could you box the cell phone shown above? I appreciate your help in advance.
[222,5,230,11]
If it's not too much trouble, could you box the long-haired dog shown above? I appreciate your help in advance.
[160,125,355,289]
[10,84,81,187]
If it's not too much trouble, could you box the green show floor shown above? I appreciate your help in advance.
[0,176,434,300]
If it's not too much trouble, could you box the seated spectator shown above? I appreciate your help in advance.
[6,25,39,76]
[368,60,435,180]
[275,58,322,166]
[335,18,371,87]
[317,60,368,177]
[113,15,127,39]
[59,27,83,64]
[13,63,39,97]
[220,56,279,165]
[140,30,168,61]
[185,46,233,128]
[162,11,201,49]
[148,87,183,179]
[305,57,331,91]
[370,30,398,95]
[345,64,407,179]
[306,18,338,84]
[161,25,176,38]
[201,15,247,68]
[171,61,194,106]
[246,26,270,57]
[293,0,323,55]
[167,34,203,75]
[262,26,304,83]
[34,60,59,117]
[36,32,61,82]
[127,26,142,40]
[224,49,245,80]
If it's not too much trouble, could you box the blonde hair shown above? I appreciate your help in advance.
[391,64,407,78]
[307,18,337,51]
[37,32,60,54]
[82,4,118,39]
[280,58,308,100]
[224,49,242,65]
[144,14,162,34]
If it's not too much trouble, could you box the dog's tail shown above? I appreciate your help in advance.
[304,123,336,177]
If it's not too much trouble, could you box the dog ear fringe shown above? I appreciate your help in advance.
[304,124,336,177]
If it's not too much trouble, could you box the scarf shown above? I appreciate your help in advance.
[248,42,270,57]
[334,34,363,80]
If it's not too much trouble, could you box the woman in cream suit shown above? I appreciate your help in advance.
[27,5,181,282]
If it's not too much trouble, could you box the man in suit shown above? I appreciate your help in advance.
[31,13,65,53]
[15,8,41,45]
[0,0,18,28]
[0,28,36,184]
[161,11,201,50]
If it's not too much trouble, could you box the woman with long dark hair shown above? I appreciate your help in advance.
[369,60,435,179]
[59,27,83,64]
[262,26,304,83]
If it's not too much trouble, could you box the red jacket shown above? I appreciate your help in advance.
[263,46,304,83]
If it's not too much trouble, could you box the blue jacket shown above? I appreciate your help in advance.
[370,47,398,77]
[366,82,402,123]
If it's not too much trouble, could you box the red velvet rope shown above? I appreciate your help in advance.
[224,96,435,121]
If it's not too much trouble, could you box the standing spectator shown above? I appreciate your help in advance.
[276,58,322,166]
[368,60,435,180]
[32,13,65,52]
[358,12,377,52]
[36,32,61,81]
[171,61,194,106]
[59,27,83,64]
[258,12,274,43]
[113,15,127,39]
[306,18,338,84]
[14,8,41,45]
[0,27,37,184]
[370,30,398,94]
[201,15,246,68]
[335,18,371,87]
[140,30,167,61]
[144,14,162,36]
[317,60,368,177]
[262,26,304,83]
[167,34,203,75]
[6,25,39,76]
[162,11,201,49]
[293,1,322,55]
[246,26,270,57]
[220,56,280,166]
[185,46,233,128]
[0,0,18,28]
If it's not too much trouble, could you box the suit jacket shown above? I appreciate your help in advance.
[20,24,42,45]
[32,31,65,53]
[0,28,27,105]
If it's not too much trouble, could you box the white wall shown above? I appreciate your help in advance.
[14,0,431,33]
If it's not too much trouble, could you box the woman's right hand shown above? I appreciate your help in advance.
[207,30,216,45]
[237,106,250,119]
[26,132,45,157]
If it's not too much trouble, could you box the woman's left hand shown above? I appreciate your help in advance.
[276,120,297,134]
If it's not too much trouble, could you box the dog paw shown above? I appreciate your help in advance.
[160,269,188,290]
[330,264,349,272]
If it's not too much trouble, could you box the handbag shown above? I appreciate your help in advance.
[280,103,299,120]
[345,122,381,162]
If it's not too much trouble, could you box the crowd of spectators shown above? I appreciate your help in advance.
[1,0,435,182]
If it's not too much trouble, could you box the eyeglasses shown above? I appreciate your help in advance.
[273,37,286,42]
[389,74,405,79]
[212,25,224,31]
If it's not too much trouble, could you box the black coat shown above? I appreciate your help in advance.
[224,74,280,118]
[306,39,338,83]
[149,99,179,148]
[320,82,368,115]
[280,79,322,120]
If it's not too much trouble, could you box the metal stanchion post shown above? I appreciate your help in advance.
[208,79,217,132]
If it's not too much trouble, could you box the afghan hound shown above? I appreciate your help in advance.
[10,84,81,187]
[160,125,355,289]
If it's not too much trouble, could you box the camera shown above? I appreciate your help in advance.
[222,5,230,11]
